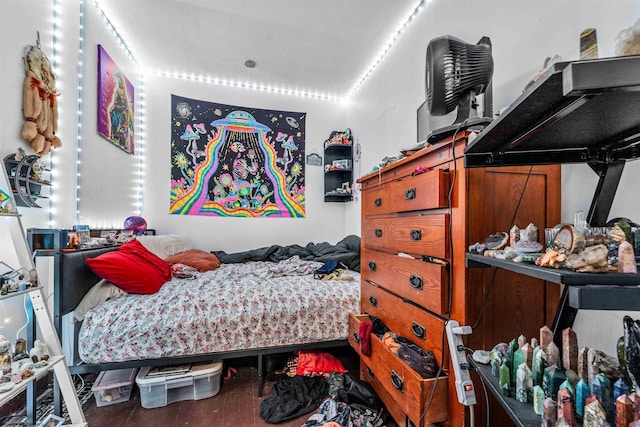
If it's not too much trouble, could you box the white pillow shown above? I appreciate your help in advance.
[73,279,127,322]
[135,234,193,258]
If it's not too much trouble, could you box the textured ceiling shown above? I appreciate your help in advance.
[95,0,422,97]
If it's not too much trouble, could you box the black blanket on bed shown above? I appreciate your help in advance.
[212,235,361,272]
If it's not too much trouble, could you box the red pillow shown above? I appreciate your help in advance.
[86,240,171,294]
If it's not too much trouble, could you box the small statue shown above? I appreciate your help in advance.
[29,340,50,362]
[0,337,11,376]
[13,338,28,361]
[616,18,640,56]
[618,241,637,273]
[14,147,26,162]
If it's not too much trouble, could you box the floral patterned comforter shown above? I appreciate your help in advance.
[78,257,360,363]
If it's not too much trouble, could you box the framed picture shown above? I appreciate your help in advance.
[306,152,322,166]
[97,45,135,154]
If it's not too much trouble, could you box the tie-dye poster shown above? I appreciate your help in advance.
[170,95,306,217]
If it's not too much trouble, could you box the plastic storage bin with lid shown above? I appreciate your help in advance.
[91,368,138,407]
[135,361,223,409]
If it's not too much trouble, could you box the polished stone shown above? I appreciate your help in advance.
[562,328,578,372]
[557,386,575,426]
[617,394,634,427]
[532,346,547,387]
[540,326,553,350]
[499,360,511,397]
[578,347,590,382]
[576,378,589,418]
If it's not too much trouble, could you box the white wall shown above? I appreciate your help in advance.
[346,0,640,354]
[142,75,349,252]
[0,0,59,341]
[0,1,56,228]
[77,2,141,228]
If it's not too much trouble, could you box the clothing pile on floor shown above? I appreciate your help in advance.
[259,350,386,426]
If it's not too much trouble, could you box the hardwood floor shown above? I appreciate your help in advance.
[84,349,362,427]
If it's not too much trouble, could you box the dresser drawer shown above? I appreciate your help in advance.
[362,214,449,258]
[348,314,448,425]
[360,281,445,364]
[360,360,409,427]
[361,249,448,316]
[362,169,449,216]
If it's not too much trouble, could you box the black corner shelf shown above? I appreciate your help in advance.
[3,154,50,208]
[324,130,354,203]
[324,192,353,202]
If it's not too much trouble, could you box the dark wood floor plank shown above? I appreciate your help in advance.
[84,349,361,426]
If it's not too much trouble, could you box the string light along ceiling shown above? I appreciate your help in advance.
[63,1,427,226]
[94,0,428,101]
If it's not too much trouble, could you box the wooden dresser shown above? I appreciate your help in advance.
[349,132,561,426]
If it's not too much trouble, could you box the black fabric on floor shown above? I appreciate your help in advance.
[259,375,329,424]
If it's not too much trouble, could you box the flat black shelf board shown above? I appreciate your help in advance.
[569,285,640,310]
[470,358,540,427]
[466,253,640,285]
[464,55,640,167]
[324,143,352,150]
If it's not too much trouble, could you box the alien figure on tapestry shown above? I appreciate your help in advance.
[170,95,306,218]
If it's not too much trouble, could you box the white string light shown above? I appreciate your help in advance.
[150,70,343,102]
[75,0,86,224]
[347,0,427,98]
[72,1,424,226]
[49,0,62,227]
[76,1,144,227]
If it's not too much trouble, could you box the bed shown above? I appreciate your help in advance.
[52,235,360,397]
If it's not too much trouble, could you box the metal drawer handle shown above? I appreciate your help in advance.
[405,188,416,200]
[374,198,382,207]
[353,331,360,344]
[375,229,382,238]
[391,370,404,392]
[368,261,376,271]
[368,296,377,307]
[410,229,421,240]
[366,367,375,378]
[409,274,423,290]
[412,321,426,340]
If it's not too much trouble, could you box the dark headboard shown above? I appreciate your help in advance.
[55,246,118,332]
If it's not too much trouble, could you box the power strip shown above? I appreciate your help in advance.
[445,320,477,406]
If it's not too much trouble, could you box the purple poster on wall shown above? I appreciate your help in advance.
[97,44,135,154]
[169,94,306,217]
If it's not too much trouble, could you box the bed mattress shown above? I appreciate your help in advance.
[78,257,359,363]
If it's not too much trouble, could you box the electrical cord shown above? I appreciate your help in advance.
[15,294,30,340]
[420,321,448,425]
[470,165,533,331]
[419,122,471,425]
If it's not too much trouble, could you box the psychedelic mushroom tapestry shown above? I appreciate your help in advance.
[169,95,306,218]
